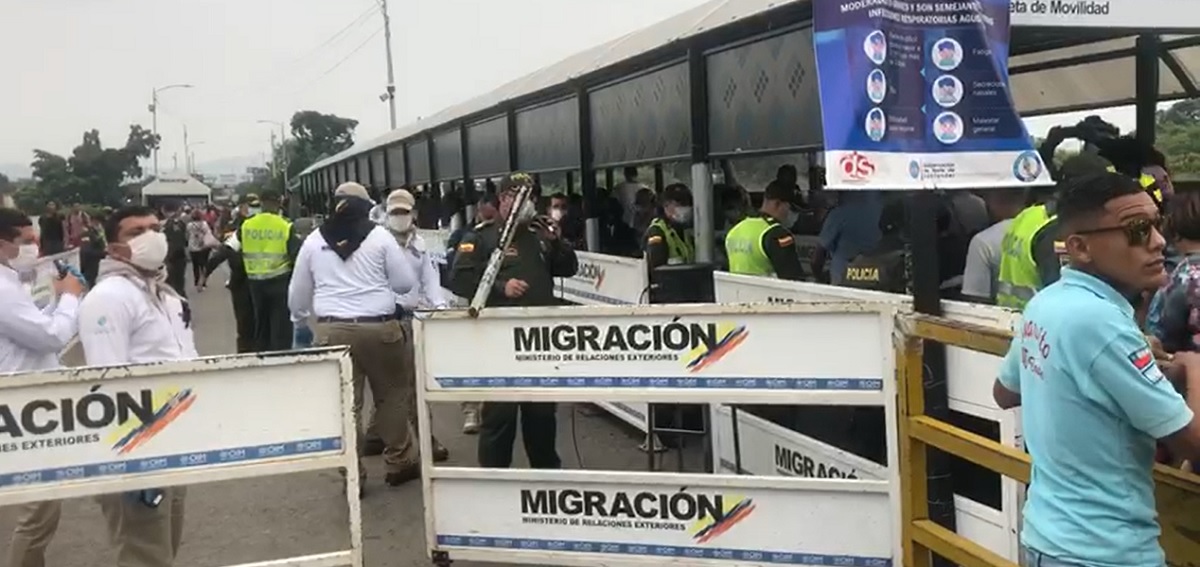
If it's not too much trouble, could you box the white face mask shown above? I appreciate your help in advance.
[248,207,262,216]
[670,206,694,225]
[387,214,414,234]
[8,243,38,271]
[126,231,169,272]
[549,208,566,222]
[515,200,537,224]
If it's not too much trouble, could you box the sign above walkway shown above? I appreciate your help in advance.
[815,0,1052,189]
[1012,0,1200,29]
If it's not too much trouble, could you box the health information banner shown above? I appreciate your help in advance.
[814,0,1053,190]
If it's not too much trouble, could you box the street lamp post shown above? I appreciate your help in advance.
[149,83,194,178]
[258,119,294,216]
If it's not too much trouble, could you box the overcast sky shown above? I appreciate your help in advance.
[1,0,1132,178]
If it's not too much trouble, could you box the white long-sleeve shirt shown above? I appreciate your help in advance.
[0,264,79,373]
[395,232,449,311]
[288,226,416,322]
[78,276,198,366]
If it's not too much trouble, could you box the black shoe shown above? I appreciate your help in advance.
[363,437,384,456]
[432,443,450,463]
[385,466,420,487]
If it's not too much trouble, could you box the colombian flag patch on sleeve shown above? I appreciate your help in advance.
[647,235,663,245]
[457,242,475,253]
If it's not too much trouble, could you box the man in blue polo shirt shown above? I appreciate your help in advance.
[993,172,1200,567]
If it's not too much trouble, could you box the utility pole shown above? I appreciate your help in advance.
[380,0,398,129]
[182,125,189,173]
[269,130,278,181]
[149,84,193,178]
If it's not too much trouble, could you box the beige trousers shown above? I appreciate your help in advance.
[315,319,417,475]
[7,488,186,567]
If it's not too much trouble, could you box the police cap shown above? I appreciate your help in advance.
[763,181,798,205]
[499,172,534,195]
[661,183,693,207]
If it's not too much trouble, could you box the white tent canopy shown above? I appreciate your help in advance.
[141,175,213,199]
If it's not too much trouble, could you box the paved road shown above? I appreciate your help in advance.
[0,265,705,567]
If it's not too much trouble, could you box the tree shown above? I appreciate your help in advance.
[1156,98,1200,177]
[28,125,160,208]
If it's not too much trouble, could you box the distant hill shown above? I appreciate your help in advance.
[194,154,270,177]
[0,162,32,180]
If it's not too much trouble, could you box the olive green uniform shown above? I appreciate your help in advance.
[449,220,579,468]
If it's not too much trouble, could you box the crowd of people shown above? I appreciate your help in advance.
[1,173,578,567]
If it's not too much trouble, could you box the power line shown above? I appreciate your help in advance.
[294,26,384,93]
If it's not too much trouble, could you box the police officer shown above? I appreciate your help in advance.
[644,183,695,270]
[161,201,189,297]
[841,198,909,293]
[240,190,299,351]
[997,153,1139,309]
[449,173,579,468]
[206,196,256,353]
[724,181,806,280]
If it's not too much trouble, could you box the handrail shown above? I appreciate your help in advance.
[895,312,1200,567]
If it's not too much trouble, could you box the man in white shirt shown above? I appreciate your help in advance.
[361,189,452,461]
[1,208,85,567]
[77,205,196,567]
[288,182,417,491]
[961,188,1026,303]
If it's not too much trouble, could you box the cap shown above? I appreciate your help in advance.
[661,183,693,206]
[259,190,282,203]
[386,189,416,213]
[335,182,371,201]
[499,172,534,194]
[763,180,798,204]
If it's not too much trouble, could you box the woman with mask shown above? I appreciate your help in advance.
[643,183,696,271]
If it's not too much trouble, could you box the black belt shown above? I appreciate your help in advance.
[315,314,398,324]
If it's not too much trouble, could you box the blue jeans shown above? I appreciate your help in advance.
[1021,546,1164,567]
[1022,547,1087,567]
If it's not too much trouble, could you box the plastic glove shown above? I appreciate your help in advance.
[125,488,164,508]
[292,324,314,350]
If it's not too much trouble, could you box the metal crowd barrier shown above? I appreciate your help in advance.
[894,313,1200,567]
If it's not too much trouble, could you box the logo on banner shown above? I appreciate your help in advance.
[511,321,748,369]
[109,388,197,455]
[684,323,748,373]
[1013,151,1044,183]
[518,488,756,543]
[908,160,921,180]
[838,152,876,183]
[0,386,197,456]
[574,262,606,291]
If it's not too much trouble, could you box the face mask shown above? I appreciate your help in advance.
[549,208,566,222]
[6,242,38,271]
[670,206,694,225]
[515,200,537,224]
[784,209,801,229]
[248,207,262,216]
[126,231,169,272]
[387,215,414,233]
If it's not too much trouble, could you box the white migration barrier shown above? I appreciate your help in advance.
[27,248,81,309]
[713,272,1023,561]
[0,349,364,567]
[414,303,900,566]
[555,252,652,432]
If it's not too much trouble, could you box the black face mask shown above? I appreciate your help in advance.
[334,196,372,219]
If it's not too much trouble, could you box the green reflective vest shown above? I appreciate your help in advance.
[725,216,777,276]
[996,204,1053,309]
[649,218,695,265]
[241,213,292,280]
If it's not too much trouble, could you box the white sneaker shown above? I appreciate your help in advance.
[462,410,481,434]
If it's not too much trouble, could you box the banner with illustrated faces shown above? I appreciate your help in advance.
[813,0,1053,190]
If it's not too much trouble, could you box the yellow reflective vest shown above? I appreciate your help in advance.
[725,216,778,276]
[240,213,293,280]
[648,218,695,265]
[996,204,1053,309]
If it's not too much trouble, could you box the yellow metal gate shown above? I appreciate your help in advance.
[894,312,1200,567]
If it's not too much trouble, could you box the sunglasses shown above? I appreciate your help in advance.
[1074,216,1164,247]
